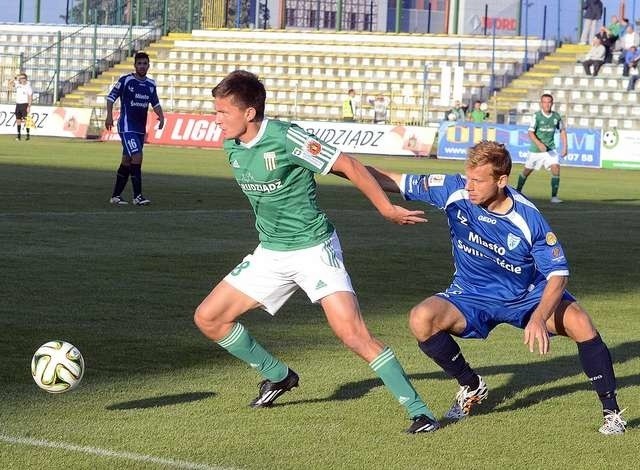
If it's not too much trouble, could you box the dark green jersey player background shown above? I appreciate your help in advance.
[193,70,440,434]
[516,93,568,203]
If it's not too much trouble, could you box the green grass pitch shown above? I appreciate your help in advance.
[0,136,638,469]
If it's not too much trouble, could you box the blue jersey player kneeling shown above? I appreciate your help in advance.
[105,51,164,206]
[367,140,626,435]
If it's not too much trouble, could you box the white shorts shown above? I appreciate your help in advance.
[223,231,354,315]
[524,150,559,171]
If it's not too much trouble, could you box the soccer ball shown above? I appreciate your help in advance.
[602,128,619,149]
[31,341,84,393]
[479,103,488,111]
[447,112,457,121]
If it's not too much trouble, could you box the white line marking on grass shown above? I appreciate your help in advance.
[0,433,238,470]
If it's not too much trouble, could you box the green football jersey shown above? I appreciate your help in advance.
[223,119,341,251]
[528,111,563,152]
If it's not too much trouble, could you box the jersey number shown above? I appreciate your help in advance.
[230,261,250,276]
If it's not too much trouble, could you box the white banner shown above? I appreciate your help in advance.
[293,121,437,157]
[601,129,640,169]
[0,104,92,138]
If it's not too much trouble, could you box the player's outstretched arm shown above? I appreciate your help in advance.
[330,153,426,225]
[523,275,568,354]
[365,165,403,193]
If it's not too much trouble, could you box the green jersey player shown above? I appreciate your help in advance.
[516,94,567,203]
[194,70,439,434]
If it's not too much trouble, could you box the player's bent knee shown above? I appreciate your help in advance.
[555,302,597,340]
[193,303,221,332]
[566,310,597,340]
[408,304,437,338]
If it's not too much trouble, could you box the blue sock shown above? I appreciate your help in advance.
[130,163,142,197]
[112,164,130,197]
[577,332,619,413]
[418,331,479,389]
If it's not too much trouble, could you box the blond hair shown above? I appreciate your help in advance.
[466,141,512,178]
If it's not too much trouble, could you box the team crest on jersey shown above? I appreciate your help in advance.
[507,233,521,250]
[545,232,558,246]
[263,152,277,171]
[427,174,445,187]
[551,246,563,259]
[306,139,322,156]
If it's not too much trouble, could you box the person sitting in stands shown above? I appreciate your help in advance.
[582,37,606,76]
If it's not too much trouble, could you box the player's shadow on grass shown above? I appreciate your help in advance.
[106,391,215,410]
[276,340,639,417]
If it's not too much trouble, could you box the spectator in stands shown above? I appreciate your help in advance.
[9,73,32,141]
[105,51,165,206]
[617,25,637,66]
[597,16,623,63]
[582,37,606,76]
[516,93,567,204]
[580,0,603,45]
[368,94,390,124]
[198,69,439,434]
[621,45,640,77]
[446,100,466,122]
[469,100,489,123]
[626,59,640,90]
[342,88,359,122]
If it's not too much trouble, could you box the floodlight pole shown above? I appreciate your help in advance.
[556,0,561,46]
[523,1,530,72]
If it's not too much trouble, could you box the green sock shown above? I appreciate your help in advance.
[369,347,434,419]
[516,174,527,191]
[551,176,560,197]
[217,323,288,382]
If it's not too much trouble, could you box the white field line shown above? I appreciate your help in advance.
[0,433,238,470]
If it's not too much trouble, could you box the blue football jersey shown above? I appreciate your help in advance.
[401,173,569,302]
[106,74,160,134]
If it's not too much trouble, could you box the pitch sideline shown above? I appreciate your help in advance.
[0,433,238,470]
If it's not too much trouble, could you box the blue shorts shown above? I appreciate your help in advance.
[436,281,576,339]
[119,132,145,157]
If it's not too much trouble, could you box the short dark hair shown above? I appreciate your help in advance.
[541,93,554,101]
[134,51,150,62]
[211,70,266,121]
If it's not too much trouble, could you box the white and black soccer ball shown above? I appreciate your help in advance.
[602,128,619,149]
[447,112,457,121]
[31,341,84,393]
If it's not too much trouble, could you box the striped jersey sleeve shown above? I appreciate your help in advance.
[285,124,341,175]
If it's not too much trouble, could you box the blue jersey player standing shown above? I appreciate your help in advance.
[367,141,626,434]
[105,51,164,206]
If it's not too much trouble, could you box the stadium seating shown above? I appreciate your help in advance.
[492,43,640,129]
[62,29,555,125]
[0,23,159,104]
